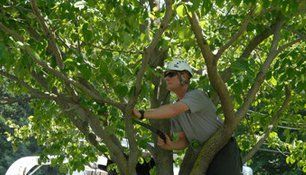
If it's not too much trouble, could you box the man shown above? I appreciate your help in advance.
[133,60,242,174]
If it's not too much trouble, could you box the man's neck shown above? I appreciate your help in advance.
[173,85,189,100]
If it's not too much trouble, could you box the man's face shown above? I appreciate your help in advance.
[164,71,181,91]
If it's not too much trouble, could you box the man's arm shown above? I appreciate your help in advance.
[157,132,189,150]
[133,102,189,119]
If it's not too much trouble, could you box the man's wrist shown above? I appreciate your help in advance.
[139,110,145,120]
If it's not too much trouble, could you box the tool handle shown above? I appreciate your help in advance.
[157,130,167,144]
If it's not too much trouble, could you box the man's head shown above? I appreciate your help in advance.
[164,60,192,91]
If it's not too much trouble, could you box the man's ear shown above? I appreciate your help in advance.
[181,72,190,85]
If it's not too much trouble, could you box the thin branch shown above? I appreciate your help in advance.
[215,7,254,61]
[277,38,302,54]
[27,52,124,109]
[0,70,58,101]
[26,25,43,41]
[1,22,122,109]
[277,125,302,131]
[147,0,173,51]
[242,86,291,163]
[129,0,173,107]
[258,148,289,155]
[30,0,64,69]
[123,0,173,168]
[0,96,32,105]
[0,21,124,110]
[220,21,279,83]
[285,26,306,41]
[0,22,24,42]
[237,16,284,119]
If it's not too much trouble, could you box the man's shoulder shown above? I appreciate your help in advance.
[187,89,207,96]
[184,89,211,103]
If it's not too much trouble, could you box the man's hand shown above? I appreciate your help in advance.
[158,132,189,150]
[132,108,141,119]
[157,134,173,150]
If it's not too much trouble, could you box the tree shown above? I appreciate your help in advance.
[0,0,305,174]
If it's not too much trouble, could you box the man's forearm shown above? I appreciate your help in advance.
[145,105,178,119]
[144,102,188,119]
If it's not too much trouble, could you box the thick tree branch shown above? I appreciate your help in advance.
[215,7,254,61]
[187,7,237,175]
[187,9,236,125]
[243,86,291,163]
[72,104,128,174]
[190,128,230,175]
[122,113,139,173]
[30,71,57,93]
[30,0,64,69]
[237,17,284,119]
[45,97,104,152]
[186,11,215,64]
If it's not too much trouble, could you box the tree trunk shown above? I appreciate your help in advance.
[149,51,173,175]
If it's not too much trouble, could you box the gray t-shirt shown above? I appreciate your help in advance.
[171,89,223,144]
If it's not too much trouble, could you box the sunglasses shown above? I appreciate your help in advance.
[164,71,178,78]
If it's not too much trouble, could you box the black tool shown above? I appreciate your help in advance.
[133,119,167,144]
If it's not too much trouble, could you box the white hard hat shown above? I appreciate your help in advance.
[166,60,193,76]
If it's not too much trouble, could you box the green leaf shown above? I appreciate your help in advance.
[79,64,92,80]
[82,23,93,41]
[216,0,225,8]
[202,0,212,14]
[114,84,128,98]
[0,43,8,62]
[232,0,242,6]
[176,4,185,18]
[269,76,277,86]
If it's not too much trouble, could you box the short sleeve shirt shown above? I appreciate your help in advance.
[171,89,223,143]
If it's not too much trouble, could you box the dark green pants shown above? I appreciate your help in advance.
[206,137,242,175]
